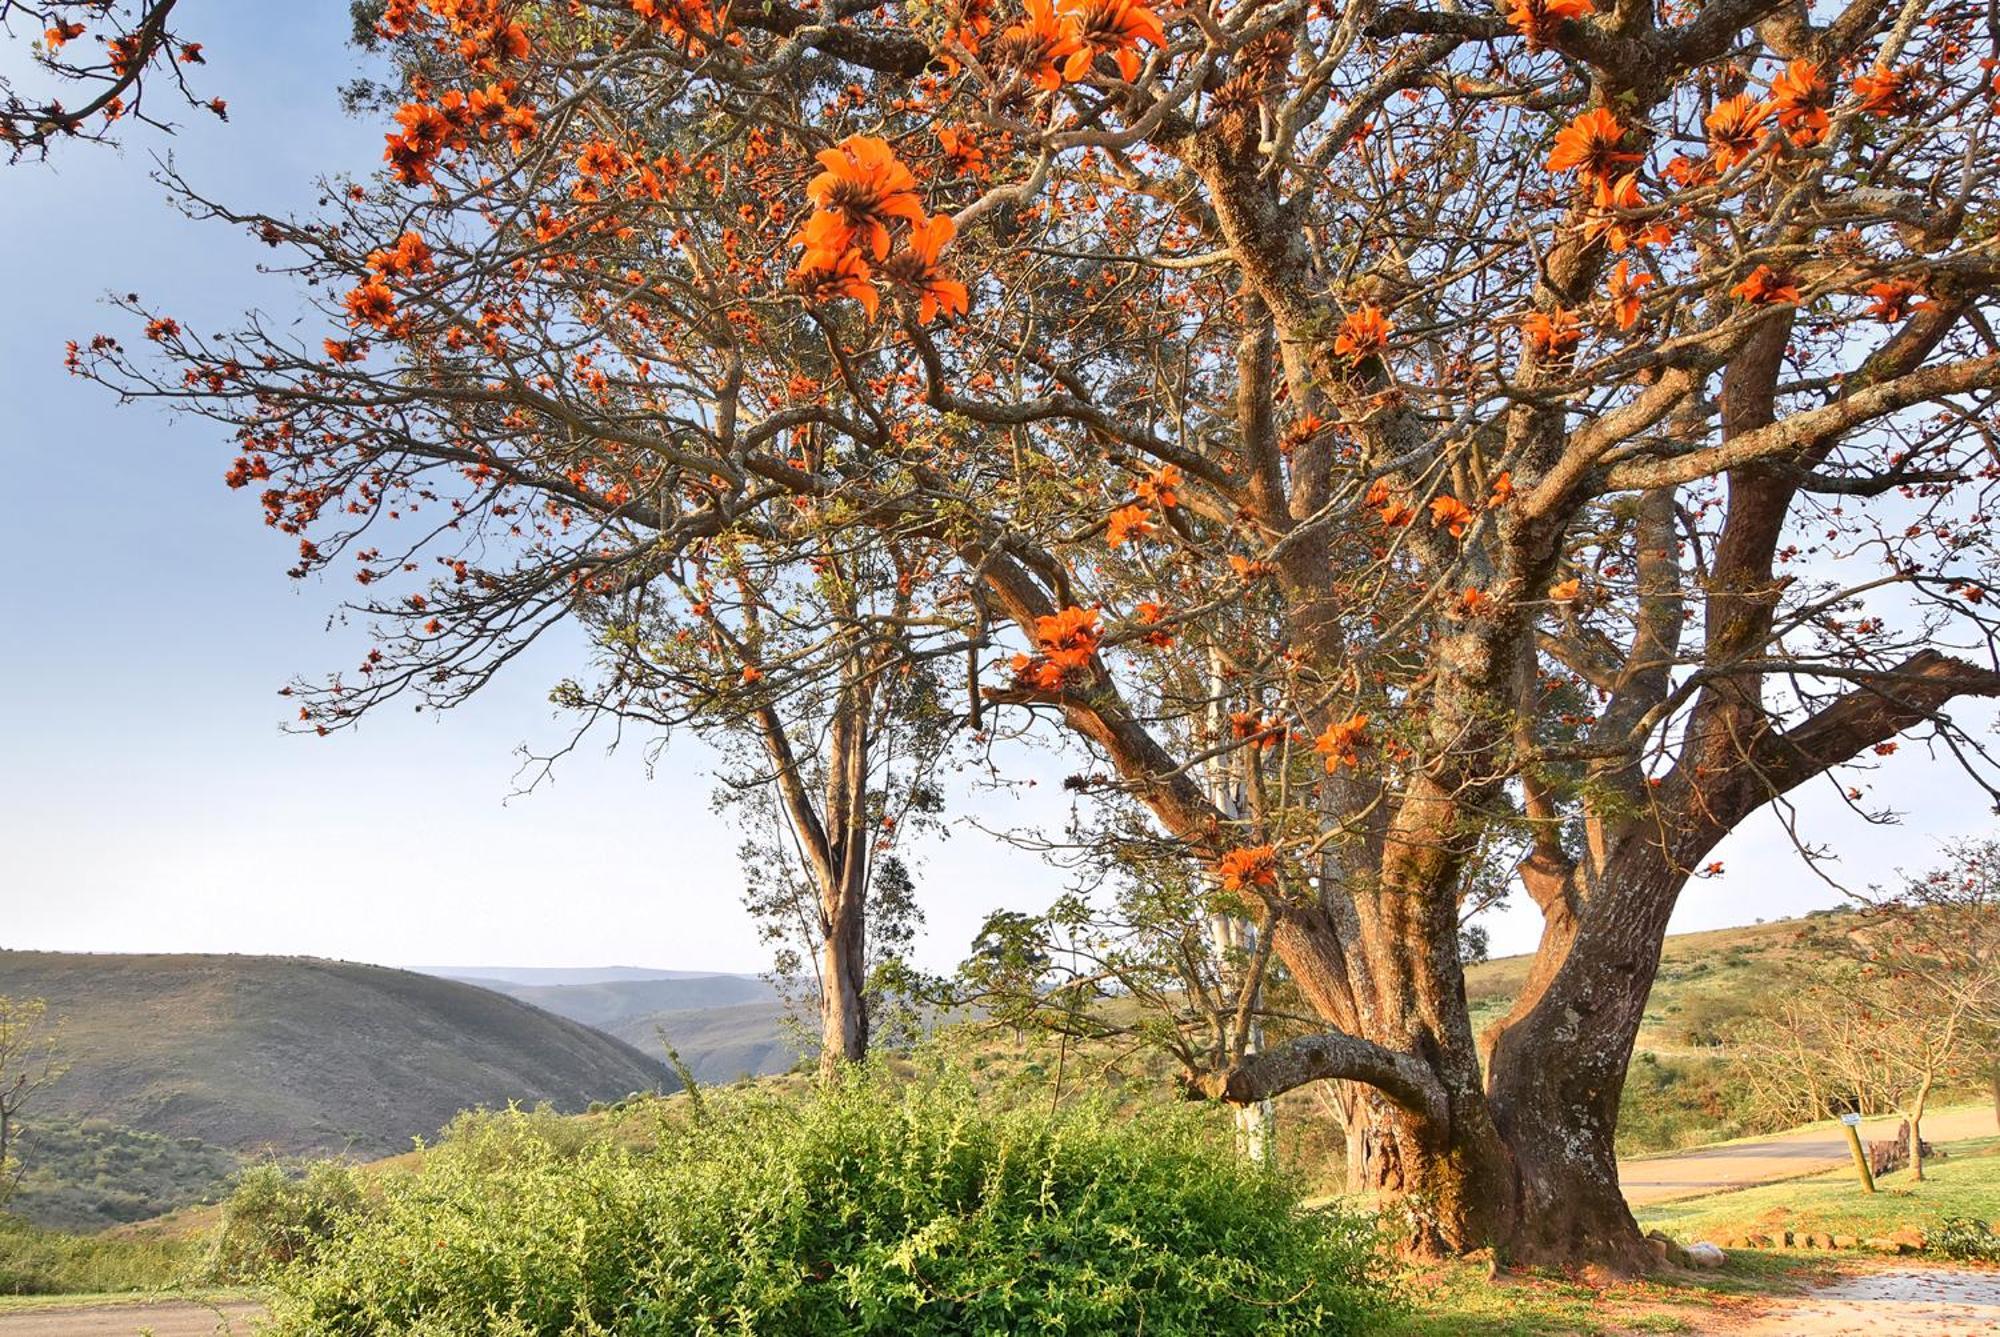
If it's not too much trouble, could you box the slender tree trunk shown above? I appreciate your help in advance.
[818,887,868,1078]
[1989,1058,1999,1132]
[1908,1083,1931,1182]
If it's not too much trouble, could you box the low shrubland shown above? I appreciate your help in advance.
[257,1064,1394,1336]
[0,1214,193,1295]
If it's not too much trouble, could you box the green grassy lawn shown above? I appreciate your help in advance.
[1637,1134,2000,1245]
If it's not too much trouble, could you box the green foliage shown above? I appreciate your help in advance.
[264,1066,1393,1335]
[1932,1215,2000,1262]
[0,1215,192,1296]
[7,1118,239,1231]
[1616,1054,1763,1155]
[205,1162,365,1282]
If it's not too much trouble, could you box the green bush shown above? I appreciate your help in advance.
[205,1162,365,1282]
[0,1215,192,1295]
[264,1066,1392,1335]
[1934,1216,2000,1262]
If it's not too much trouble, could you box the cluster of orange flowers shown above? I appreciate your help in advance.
[1314,714,1370,774]
[1230,710,1287,751]
[1503,0,1594,51]
[383,80,536,186]
[1010,605,1103,691]
[629,0,721,53]
[1216,845,1279,894]
[379,0,531,72]
[792,136,968,323]
[1334,303,1392,363]
[1105,464,1182,548]
[342,230,439,336]
[958,0,1166,90]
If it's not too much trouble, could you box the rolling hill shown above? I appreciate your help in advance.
[0,952,672,1161]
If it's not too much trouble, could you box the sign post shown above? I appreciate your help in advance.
[1839,1112,1877,1194]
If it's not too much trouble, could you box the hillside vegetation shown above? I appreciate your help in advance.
[0,952,671,1168]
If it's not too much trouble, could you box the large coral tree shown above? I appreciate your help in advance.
[81,0,2000,1269]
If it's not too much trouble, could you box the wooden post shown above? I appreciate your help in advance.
[1839,1113,1877,1194]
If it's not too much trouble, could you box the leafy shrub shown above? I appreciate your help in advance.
[264,1066,1392,1335]
[0,1215,192,1295]
[1933,1216,2000,1262]
[205,1162,365,1282]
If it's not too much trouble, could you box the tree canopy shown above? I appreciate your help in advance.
[77,0,2000,1270]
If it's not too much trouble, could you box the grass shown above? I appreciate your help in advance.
[1637,1133,2000,1245]
[0,1214,198,1296]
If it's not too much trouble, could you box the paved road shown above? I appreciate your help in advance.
[0,1301,263,1336]
[1718,1267,2000,1334]
[1620,1105,1996,1206]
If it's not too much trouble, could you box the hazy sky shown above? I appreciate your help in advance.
[3,4,1993,976]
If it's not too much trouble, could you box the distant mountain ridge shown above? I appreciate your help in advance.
[0,952,673,1161]
[417,965,759,987]
[438,970,798,1081]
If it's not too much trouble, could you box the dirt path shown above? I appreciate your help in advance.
[0,1301,263,1336]
[1619,1105,1995,1206]
[1716,1266,2000,1334]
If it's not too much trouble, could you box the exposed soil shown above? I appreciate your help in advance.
[0,1300,263,1336]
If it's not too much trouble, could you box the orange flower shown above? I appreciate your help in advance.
[937,127,986,175]
[803,135,927,260]
[343,278,401,331]
[909,213,971,323]
[1549,577,1582,601]
[1106,503,1154,546]
[1313,714,1370,773]
[1228,554,1273,580]
[1058,0,1165,82]
[1334,303,1392,361]
[1035,605,1102,669]
[1771,59,1831,145]
[1584,172,1670,253]
[1546,108,1640,184]
[1135,600,1174,647]
[1231,710,1285,751]
[1216,845,1280,893]
[1851,66,1912,118]
[1523,306,1582,355]
[1010,652,1066,692]
[1705,93,1774,171]
[576,139,629,180]
[45,21,85,48]
[1489,472,1516,507]
[1000,0,1081,91]
[1505,0,1594,50]
[793,249,880,318]
[144,317,180,342]
[1458,587,1492,616]
[1136,464,1182,509]
[740,664,765,684]
[631,0,718,51]
[1730,263,1800,305]
[1606,258,1655,331]
[368,231,435,277]
[1429,494,1475,538]
[1862,279,1924,322]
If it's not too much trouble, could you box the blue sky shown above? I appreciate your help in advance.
[1,4,1991,975]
